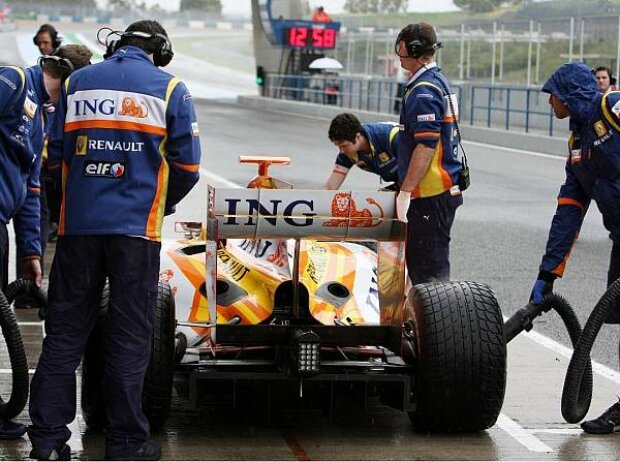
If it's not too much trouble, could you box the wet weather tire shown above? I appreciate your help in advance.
[81,282,176,431]
[143,282,175,431]
[405,281,506,432]
[81,285,108,430]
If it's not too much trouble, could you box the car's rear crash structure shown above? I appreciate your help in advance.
[81,157,506,433]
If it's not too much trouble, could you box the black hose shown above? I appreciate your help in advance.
[4,278,48,320]
[0,281,31,419]
[503,293,593,424]
[561,278,620,423]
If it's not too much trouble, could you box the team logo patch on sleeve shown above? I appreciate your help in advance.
[191,121,200,136]
[417,114,435,122]
[23,97,37,119]
[75,136,88,155]
[594,120,607,137]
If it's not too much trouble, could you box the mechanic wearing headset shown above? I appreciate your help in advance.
[394,22,464,285]
[0,44,91,440]
[324,113,400,190]
[530,62,620,434]
[33,24,62,56]
[12,24,66,311]
[27,20,201,461]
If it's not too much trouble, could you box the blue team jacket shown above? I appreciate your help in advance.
[540,62,620,277]
[0,65,44,257]
[398,65,462,198]
[48,46,202,241]
[334,122,399,183]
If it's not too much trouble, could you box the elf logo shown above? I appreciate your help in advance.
[84,161,125,178]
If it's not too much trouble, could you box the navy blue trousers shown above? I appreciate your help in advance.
[28,235,160,452]
[406,190,463,286]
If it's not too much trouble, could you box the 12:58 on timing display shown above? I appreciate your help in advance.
[286,26,337,49]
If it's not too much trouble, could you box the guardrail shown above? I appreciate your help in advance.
[265,73,462,117]
[469,85,564,137]
[265,74,565,137]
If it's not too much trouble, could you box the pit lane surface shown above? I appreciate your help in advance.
[1,23,620,461]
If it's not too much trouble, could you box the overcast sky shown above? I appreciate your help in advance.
[131,0,459,15]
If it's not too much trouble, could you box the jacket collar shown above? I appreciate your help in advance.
[406,62,437,87]
[110,46,154,65]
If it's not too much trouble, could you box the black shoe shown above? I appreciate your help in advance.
[581,399,620,434]
[0,419,27,439]
[105,439,161,461]
[29,444,71,460]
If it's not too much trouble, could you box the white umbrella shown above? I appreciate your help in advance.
[308,57,343,70]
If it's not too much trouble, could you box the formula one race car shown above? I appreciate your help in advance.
[82,156,507,433]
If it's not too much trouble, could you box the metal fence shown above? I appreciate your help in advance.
[265,73,568,137]
[332,14,620,87]
[265,73,463,116]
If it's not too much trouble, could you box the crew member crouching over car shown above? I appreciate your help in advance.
[323,113,400,191]
[28,20,201,461]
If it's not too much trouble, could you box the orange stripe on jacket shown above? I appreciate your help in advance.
[436,138,453,190]
[58,162,69,235]
[146,160,169,241]
[65,120,167,136]
[414,131,440,139]
[28,187,41,194]
[550,230,580,278]
[170,161,200,172]
[558,197,585,212]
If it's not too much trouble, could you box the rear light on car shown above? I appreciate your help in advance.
[293,330,320,376]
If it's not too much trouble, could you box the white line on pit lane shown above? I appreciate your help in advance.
[17,322,43,327]
[497,414,554,453]
[463,140,565,160]
[525,329,620,384]
[199,167,241,188]
[0,369,36,374]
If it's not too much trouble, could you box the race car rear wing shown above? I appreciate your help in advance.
[205,186,405,241]
[203,186,407,342]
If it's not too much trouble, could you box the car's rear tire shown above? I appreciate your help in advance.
[143,282,175,431]
[81,282,176,431]
[404,281,506,432]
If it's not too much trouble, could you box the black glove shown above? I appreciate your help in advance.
[530,270,557,304]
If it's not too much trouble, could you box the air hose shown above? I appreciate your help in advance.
[561,278,620,422]
[0,279,47,419]
[504,280,620,423]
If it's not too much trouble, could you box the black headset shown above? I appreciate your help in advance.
[396,23,442,59]
[33,24,62,50]
[97,27,174,67]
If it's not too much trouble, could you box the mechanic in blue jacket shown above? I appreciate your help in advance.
[394,23,464,285]
[530,62,620,434]
[27,20,201,461]
[324,113,400,190]
[0,45,91,441]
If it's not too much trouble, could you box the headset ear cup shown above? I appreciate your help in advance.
[408,39,422,58]
[154,35,173,67]
[103,38,120,60]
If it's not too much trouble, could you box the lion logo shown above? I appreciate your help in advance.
[118,97,148,118]
[323,192,384,228]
